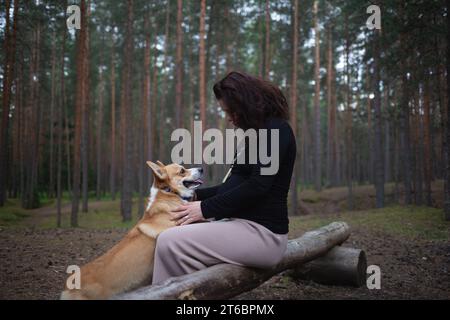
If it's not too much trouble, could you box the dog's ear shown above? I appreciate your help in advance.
[156,160,165,167]
[147,161,167,180]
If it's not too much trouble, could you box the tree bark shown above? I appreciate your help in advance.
[110,35,116,200]
[96,43,104,201]
[384,83,391,183]
[0,0,18,206]
[286,246,367,287]
[398,4,412,205]
[150,21,158,175]
[290,0,299,215]
[140,10,152,216]
[445,0,450,220]
[81,1,91,213]
[414,90,424,205]
[175,0,184,129]
[199,0,207,136]
[21,19,42,209]
[158,0,171,163]
[115,222,350,300]
[71,0,88,226]
[373,28,384,208]
[326,25,335,187]
[258,0,264,78]
[49,30,57,198]
[120,0,134,222]
[313,0,321,192]
[264,0,271,79]
[57,4,67,227]
[64,90,72,196]
[345,14,353,210]
[423,76,432,206]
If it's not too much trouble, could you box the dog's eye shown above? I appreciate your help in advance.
[180,168,185,175]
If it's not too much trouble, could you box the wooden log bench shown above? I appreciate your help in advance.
[114,221,367,300]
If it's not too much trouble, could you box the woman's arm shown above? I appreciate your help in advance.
[200,122,293,220]
[195,185,220,201]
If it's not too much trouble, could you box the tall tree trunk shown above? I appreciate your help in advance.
[345,14,353,210]
[71,0,88,226]
[96,44,104,201]
[423,75,433,206]
[326,24,337,187]
[0,0,18,206]
[290,0,299,215]
[22,21,41,209]
[64,92,72,195]
[11,62,20,198]
[158,0,171,163]
[313,0,321,192]
[31,26,43,209]
[18,53,24,199]
[57,4,67,227]
[445,0,450,220]
[333,70,340,186]
[11,60,20,198]
[49,30,57,198]
[399,37,412,205]
[225,5,233,74]
[175,0,184,129]
[120,0,134,222]
[384,83,391,183]
[413,91,423,205]
[137,71,145,217]
[204,1,216,130]
[366,69,373,184]
[300,103,308,187]
[258,0,264,78]
[373,28,384,208]
[110,36,116,200]
[264,0,271,79]
[81,1,91,213]
[140,10,152,216]
[393,105,400,203]
[199,0,207,136]
[150,22,158,172]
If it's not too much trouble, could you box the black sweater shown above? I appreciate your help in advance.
[196,117,296,234]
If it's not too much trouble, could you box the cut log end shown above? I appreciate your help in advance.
[286,246,367,287]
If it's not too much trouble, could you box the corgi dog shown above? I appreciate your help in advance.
[60,161,204,300]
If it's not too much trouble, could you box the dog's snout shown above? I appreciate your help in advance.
[198,168,203,174]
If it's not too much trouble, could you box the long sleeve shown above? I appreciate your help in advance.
[201,121,292,220]
[195,185,220,201]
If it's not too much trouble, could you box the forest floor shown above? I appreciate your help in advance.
[0,182,449,300]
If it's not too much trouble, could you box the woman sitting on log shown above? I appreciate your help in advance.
[152,71,297,285]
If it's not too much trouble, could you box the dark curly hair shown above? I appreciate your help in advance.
[213,71,289,130]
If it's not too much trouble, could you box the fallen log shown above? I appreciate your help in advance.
[286,246,367,287]
[114,221,350,300]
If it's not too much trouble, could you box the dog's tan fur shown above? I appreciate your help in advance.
[60,161,203,300]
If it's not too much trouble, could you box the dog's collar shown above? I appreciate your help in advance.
[161,186,192,201]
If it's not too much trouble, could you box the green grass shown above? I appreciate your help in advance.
[0,199,30,226]
[38,199,140,229]
[38,191,123,203]
[290,205,450,241]
[0,197,141,230]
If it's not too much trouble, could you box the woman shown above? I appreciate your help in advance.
[152,71,297,285]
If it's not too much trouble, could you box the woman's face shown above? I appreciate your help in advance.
[218,99,236,126]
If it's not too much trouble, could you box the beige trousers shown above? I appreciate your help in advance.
[152,218,288,285]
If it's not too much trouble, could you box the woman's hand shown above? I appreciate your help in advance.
[170,201,206,226]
